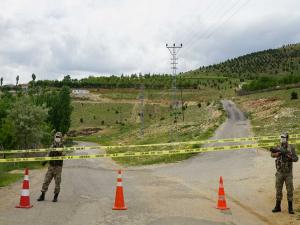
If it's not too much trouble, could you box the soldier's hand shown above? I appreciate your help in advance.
[42,161,47,166]
[286,153,293,160]
[273,152,281,158]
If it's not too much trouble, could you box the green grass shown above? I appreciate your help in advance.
[70,88,229,166]
[89,87,235,102]
[235,87,300,137]
[107,126,219,166]
[0,173,23,187]
[235,87,300,158]
[71,102,135,130]
[0,161,44,187]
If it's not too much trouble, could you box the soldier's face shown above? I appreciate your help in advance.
[55,137,61,143]
[281,137,287,144]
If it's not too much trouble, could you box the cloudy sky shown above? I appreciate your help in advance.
[0,0,300,84]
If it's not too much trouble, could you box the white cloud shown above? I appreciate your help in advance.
[0,0,299,84]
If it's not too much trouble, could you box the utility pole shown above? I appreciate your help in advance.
[166,43,182,142]
[139,82,145,136]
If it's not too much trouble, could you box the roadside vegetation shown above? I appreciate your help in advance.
[0,81,73,186]
[28,74,239,91]
[234,87,300,155]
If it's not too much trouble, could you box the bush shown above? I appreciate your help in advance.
[80,118,83,123]
[291,91,298,100]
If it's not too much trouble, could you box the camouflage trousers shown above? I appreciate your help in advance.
[275,172,294,201]
[41,166,62,194]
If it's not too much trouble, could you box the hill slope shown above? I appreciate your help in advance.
[185,43,300,80]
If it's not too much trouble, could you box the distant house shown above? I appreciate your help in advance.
[20,83,29,90]
[72,89,90,95]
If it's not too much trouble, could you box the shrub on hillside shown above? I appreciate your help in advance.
[291,91,298,100]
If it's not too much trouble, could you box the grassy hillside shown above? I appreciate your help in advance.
[70,88,229,165]
[185,43,300,80]
[234,87,300,153]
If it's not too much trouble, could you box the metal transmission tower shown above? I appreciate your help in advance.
[139,82,145,136]
[166,43,182,141]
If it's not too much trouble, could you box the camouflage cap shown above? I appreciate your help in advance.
[55,132,63,138]
[280,132,289,139]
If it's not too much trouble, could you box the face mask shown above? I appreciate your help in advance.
[281,137,287,144]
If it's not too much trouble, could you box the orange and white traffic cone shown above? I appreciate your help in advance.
[16,168,33,208]
[216,176,229,210]
[112,170,127,210]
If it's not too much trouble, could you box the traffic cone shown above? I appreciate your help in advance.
[216,176,229,210]
[112,170,127,210]
[16,168,33,208]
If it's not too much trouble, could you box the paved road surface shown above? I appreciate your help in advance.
[0,100,299,225]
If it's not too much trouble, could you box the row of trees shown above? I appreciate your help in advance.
[0,85,72,150]
[30,74,232,90]
[0,74,37,88]
[242,74,300,91]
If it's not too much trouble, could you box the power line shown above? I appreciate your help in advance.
[203,0,251,40]
[176,0,224,47]
[180,0,251,56]
[181,0,243,53]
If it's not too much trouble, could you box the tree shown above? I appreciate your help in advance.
[291,91,298,100]
[16,75,20,86]
[32,73,36,82]
[2,97,51,149]
[48,86,73,134]
[62,75,72,86]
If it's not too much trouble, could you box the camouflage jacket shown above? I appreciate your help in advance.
[49,142,64,167]
[273,144,298,173]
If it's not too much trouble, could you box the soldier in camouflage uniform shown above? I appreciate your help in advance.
[37,132,64,202]
[271,132,298,214]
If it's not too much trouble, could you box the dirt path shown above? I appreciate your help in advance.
[0,100,299,225]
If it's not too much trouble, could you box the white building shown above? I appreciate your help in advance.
[72,89,90,94]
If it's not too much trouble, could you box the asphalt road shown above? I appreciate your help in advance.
[0,100,299,225]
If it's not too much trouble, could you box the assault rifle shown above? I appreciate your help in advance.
[270,147,290,162]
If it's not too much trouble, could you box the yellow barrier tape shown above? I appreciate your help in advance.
[1,139,300,163]
[0,146,96,154]
[2,134,300,154]
[103,134,300,149]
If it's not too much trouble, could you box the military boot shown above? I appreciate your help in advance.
[37,192,45,201]
[288,201,294,214]
[272,200,281,213]
[52,193,59,202]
